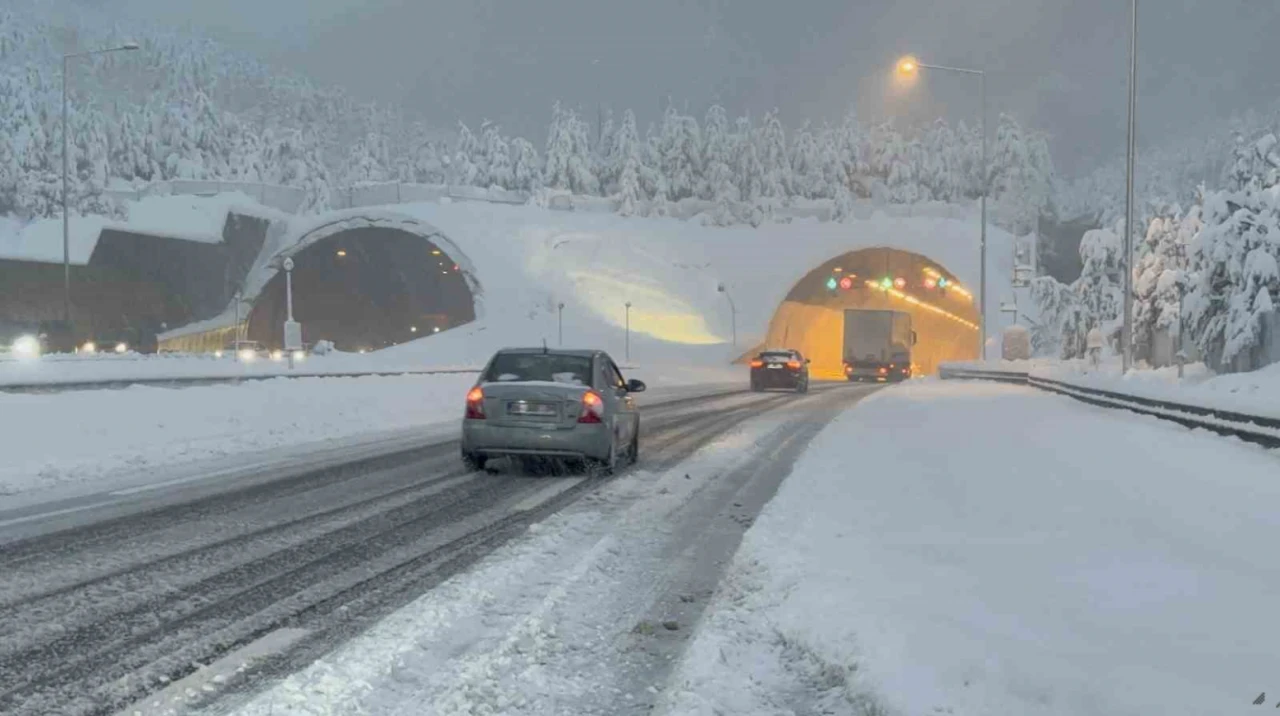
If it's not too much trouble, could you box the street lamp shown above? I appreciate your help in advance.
[557,302,565,346]
[1121,0,1139,373]
[281,257,301,370]
[624,302,632,361]
[897,54,987,359]
[62,42,140,326]
[717,283,737,348]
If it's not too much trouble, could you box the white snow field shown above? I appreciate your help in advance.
[0,365,740,504]
[658,380,1280,716]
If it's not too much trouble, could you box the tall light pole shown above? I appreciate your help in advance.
[624,301,632,361]
[557,302,565,346]
[1121,0,1139,373]
[897,55,987,359]
[717,283,737,348]
[62,41,140,327]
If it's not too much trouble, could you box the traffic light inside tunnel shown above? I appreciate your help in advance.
[757,247,980,379]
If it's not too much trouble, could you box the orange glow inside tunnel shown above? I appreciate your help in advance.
[750,248,980,379]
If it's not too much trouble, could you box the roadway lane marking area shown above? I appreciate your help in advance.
[113,627,309,716]
[508,477,587,515]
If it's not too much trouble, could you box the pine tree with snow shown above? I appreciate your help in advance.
[789,123,825,199]
[755,110,790,200]
[653,105,701,202]
[509,136,542,192]
[731,115,763,205]
[449,121,482,187]
[1133,206,1199,353]
[543,103,599,195]
[1185,184,1280,368]
[480,122,513,189]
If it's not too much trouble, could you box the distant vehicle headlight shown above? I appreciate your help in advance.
[270,350,284,362]
[11,334,40,360]
[292,350,306,362]
[214,350,224,358]
[114,342,128,354]
[239,349,257,362]
[81,341,97,355]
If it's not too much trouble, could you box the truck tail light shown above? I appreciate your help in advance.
[465,386,485,419]
[578,391,605,424]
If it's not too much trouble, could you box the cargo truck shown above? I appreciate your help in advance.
[843,309,916,382]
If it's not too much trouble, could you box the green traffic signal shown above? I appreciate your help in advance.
[826,276,838,290]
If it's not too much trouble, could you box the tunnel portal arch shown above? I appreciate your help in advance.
[245,213,482,352]
[758,247,981,378]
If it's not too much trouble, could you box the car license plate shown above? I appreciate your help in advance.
[767,364,783,369]
[508,401,558,417]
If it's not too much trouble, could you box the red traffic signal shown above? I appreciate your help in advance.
[838,276,854,290]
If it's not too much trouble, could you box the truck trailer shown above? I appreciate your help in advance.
[842,309,916,382]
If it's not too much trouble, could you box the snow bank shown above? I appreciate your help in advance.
[660,380,1280,716]
[0,363,740,501]
[944,356,1280,421]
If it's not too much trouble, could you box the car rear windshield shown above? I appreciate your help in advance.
[759,352,793,361]
[484,353,594,386]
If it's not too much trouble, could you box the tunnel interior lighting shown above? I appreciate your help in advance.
[336,249,347,257]
[863,280,979,330]
[431,249,442,256]
[832,267,843,273]
[410,326,418,333]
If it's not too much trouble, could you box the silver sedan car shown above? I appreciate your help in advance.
[460,348,646,473]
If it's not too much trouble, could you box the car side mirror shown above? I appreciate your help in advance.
[626,378,647,393]
[805,359,811,364]
[911,331,918,346]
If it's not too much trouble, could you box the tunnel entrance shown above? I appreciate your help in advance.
[246,227,476,352]
[758,247,980,379]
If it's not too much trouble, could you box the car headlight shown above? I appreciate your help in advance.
[81,341,97,355]
[270,350,284,362]
[292,350,306,362]
[11,334,40,360]
[115,342,128,354]
[214,350,224,358]
[239,349,257,362]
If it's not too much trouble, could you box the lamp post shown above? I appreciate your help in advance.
[624,301,632,361]
[557,302,565,346]
[897,55,987,359]
[717,283,737,348]
[62,42,140,326]
[282,257,301,370]
[1121,0,1139,373]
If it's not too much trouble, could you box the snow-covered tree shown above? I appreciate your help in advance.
[543,102,599,195]
[1184,185,1280,367]
[755,110,790,200]
[509,136,542,192]
[653,105,701,201]
[480,122,513,189]
[449,121,482,187]
[1133,206,1199,352]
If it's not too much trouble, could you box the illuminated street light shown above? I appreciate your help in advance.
[896,53,987,358]
[410,326,418,333]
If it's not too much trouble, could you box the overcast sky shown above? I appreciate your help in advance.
[107,0,1278,176]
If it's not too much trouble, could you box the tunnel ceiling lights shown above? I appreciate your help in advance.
[863,280,979,331]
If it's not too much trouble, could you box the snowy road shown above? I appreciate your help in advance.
[0,382,876,716]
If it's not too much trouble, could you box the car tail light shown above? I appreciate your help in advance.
[465,386,485,419]
[749,359,763,368]
[578,391,605,424]
[786,360,801,369]
[844,363,852,373]
[878,367,888,375]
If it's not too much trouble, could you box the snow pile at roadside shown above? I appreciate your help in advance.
[0,364,740,502]
[659,380,1280,716]
[944,355,1280,420]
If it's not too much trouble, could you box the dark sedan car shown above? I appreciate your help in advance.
[749,349,810,393]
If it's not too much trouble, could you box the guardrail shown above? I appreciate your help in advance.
[938,364,1280,449]
[0,364,645,395]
